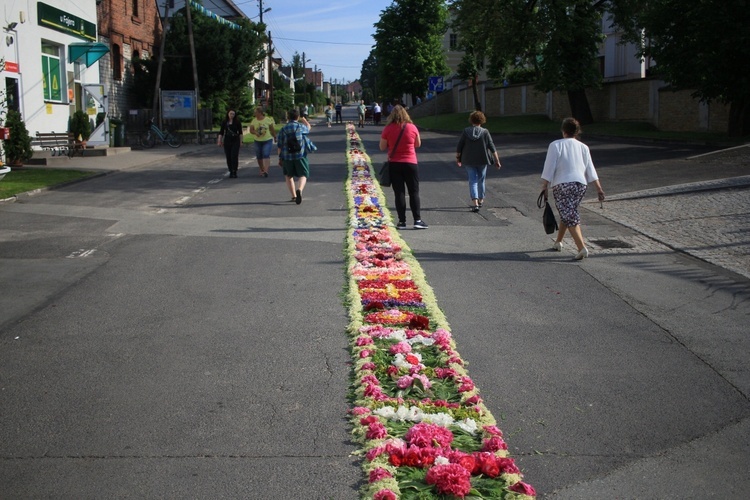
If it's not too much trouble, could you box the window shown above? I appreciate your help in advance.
[132,0,139,18]
[449,33,458,50]
[41,42,63,102]
[112,43,122,81]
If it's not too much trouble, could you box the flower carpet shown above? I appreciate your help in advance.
[344,123,536,499]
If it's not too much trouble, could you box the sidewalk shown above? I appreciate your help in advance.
[584,145,750,280]
[19,143,215,173]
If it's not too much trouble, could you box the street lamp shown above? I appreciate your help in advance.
[302,53,311,105]
[258,1,271,23]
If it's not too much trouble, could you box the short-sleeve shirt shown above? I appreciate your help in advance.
[250,116,275,142]
[381,122,419,164]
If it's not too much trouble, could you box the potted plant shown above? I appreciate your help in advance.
[69,110,92,145]
[2,109,33,166]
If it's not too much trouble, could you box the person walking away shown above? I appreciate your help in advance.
[357,100,366,128]
[379,105,428,229]
[277,108,311,204]
[249,106,276,177]
[325,103,334,127]
[456,111,501,212]
[540,117,605,260]
[373,102,382,125]
[218,109,243,178]
[335,101,343,123]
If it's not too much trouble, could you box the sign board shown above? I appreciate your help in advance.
[161,90,196,120]
[428,76,444,93]
[37,2,97,42]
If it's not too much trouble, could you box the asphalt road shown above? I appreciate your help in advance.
[1,105,748,498]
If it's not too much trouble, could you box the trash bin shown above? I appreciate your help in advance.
[110,119,125,147]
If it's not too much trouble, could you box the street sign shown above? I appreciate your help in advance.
[428,76,444,93]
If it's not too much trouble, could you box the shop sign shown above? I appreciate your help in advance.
[37,2,96,42]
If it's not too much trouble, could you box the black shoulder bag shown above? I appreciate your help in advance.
[378,125,406,187]
[537,190,559,235]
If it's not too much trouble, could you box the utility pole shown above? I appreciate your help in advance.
[152,0,171,127]
[302,51,307,105]
[268,31,274,117]
[185,0,203,143]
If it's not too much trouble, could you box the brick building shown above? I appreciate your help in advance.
[96,0,164,120]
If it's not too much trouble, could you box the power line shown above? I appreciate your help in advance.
[275,36,372,46]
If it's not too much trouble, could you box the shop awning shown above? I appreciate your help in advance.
[69,43,110,67]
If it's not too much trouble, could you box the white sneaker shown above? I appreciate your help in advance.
[575,247,589,260]
[552,241,563,251]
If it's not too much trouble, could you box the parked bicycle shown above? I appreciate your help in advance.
[139,118,182,148]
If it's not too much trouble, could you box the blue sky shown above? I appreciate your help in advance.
[232,0,389,84]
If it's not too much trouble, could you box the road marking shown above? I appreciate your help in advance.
[67,249,97,258]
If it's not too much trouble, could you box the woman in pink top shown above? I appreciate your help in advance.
[541,117,605,260]
[379,105,428,229]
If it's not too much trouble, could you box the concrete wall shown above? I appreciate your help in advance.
[433,78,731,134]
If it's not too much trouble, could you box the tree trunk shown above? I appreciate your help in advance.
[728,98,750,137]
[567,89,594,125]
[472,75,482,111]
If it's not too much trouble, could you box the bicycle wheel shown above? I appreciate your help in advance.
[140,131,155,149]
[166,132,182,148]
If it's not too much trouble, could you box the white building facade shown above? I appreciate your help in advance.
[2,1,106,144]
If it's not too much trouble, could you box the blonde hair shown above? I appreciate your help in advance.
[386,105,412,125]
[254,107,265,116]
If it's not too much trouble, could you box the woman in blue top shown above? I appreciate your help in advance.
[541,118,605,260]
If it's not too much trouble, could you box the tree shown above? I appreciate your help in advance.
[143,6,266,124]
[452,0,605,124]
[360,50,379,102]
[2,110,33,165]
[611,0,750,137]
[456,51,484,111]
[373,0,450,105]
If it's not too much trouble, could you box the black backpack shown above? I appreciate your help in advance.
[286,124,302,153]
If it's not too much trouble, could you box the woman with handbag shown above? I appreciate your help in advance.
[217,109,243,178]
[541,117,605,260]
[379,105,428,229]
[456,111,502,212]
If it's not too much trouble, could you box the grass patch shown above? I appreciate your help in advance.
[0,168,97,199]
[415,112,743,145]
[416,113,559,135]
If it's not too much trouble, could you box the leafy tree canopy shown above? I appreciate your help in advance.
[135,6,266,123]
[373,0,450,105]
[610,0,750,135]
[451,0,606,122]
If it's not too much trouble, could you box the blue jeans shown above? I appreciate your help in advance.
[465,165,487,200]
[254,139,273,160]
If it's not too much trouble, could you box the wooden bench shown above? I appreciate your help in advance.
[33,132,84,157]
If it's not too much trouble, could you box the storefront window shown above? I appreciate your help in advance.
[41,42,64,102]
